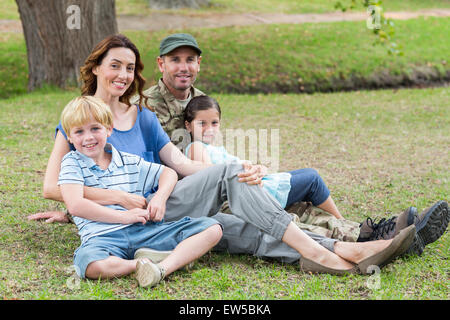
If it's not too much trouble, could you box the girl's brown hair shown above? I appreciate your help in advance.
[80,34,149,110]
[184,95,221,123]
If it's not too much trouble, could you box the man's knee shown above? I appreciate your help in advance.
[223,162,244,176]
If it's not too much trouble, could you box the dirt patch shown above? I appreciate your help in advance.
[0,20,22,33]
[117,8,450,31]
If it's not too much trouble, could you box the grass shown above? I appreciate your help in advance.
[0,86,448,300]
[0,33,27,99]
[1,17,449,99]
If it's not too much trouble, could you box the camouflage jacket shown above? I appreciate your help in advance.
[132,79,205,149]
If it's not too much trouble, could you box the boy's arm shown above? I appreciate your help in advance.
[147,166,178,222]
[60,184,149,225]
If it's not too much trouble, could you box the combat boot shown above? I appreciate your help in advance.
[406,200,449,256]
[357,207,417,242]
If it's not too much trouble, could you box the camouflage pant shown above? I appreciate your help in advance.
[220,201,361,242]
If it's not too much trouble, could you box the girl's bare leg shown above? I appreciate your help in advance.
[317,196,344,219]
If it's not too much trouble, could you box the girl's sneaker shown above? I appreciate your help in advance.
[136,258,166,288]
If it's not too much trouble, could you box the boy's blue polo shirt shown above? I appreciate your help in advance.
[56,106,170,164]
[58,143,164,244]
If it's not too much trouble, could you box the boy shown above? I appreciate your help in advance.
[57,96,222,287]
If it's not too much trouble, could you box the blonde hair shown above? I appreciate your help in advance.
[61,96,113,136]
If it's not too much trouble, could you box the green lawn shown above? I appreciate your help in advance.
[0,87,448,299]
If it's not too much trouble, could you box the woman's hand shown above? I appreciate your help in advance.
[147,193,167,222]
[117,190,147,210]
[124,208,149,225]
[27,211,70,223]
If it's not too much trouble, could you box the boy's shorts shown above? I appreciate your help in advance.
[73,216,221,278]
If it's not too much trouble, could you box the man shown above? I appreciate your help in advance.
[132,33,205,153]
[130,33,449,256]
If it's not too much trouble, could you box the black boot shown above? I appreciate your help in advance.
[357,207,417,242]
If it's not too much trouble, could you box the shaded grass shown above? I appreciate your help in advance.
[0,87,448,300]
[1,17,449,99]
[0,33,28,98]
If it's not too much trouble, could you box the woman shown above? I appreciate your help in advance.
[37,35,210,219]
[29,34,416,275]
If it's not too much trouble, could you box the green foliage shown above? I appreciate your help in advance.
[335,0,403,55]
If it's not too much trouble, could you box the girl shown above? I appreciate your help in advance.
[184,95,344,219]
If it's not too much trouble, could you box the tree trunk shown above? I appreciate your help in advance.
[148,0,210,9]
[16,0,118,91]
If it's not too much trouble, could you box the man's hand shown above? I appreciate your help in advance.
[27,211,70,224]
[147,193,167,222]
[238,161,266,187]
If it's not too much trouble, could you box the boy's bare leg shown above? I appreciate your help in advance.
[85,256,136,279]
[85,225,222,280]
[159,224,223,276]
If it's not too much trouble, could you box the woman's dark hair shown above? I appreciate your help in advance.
[80,34,148,110]
[184,95,221,123]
